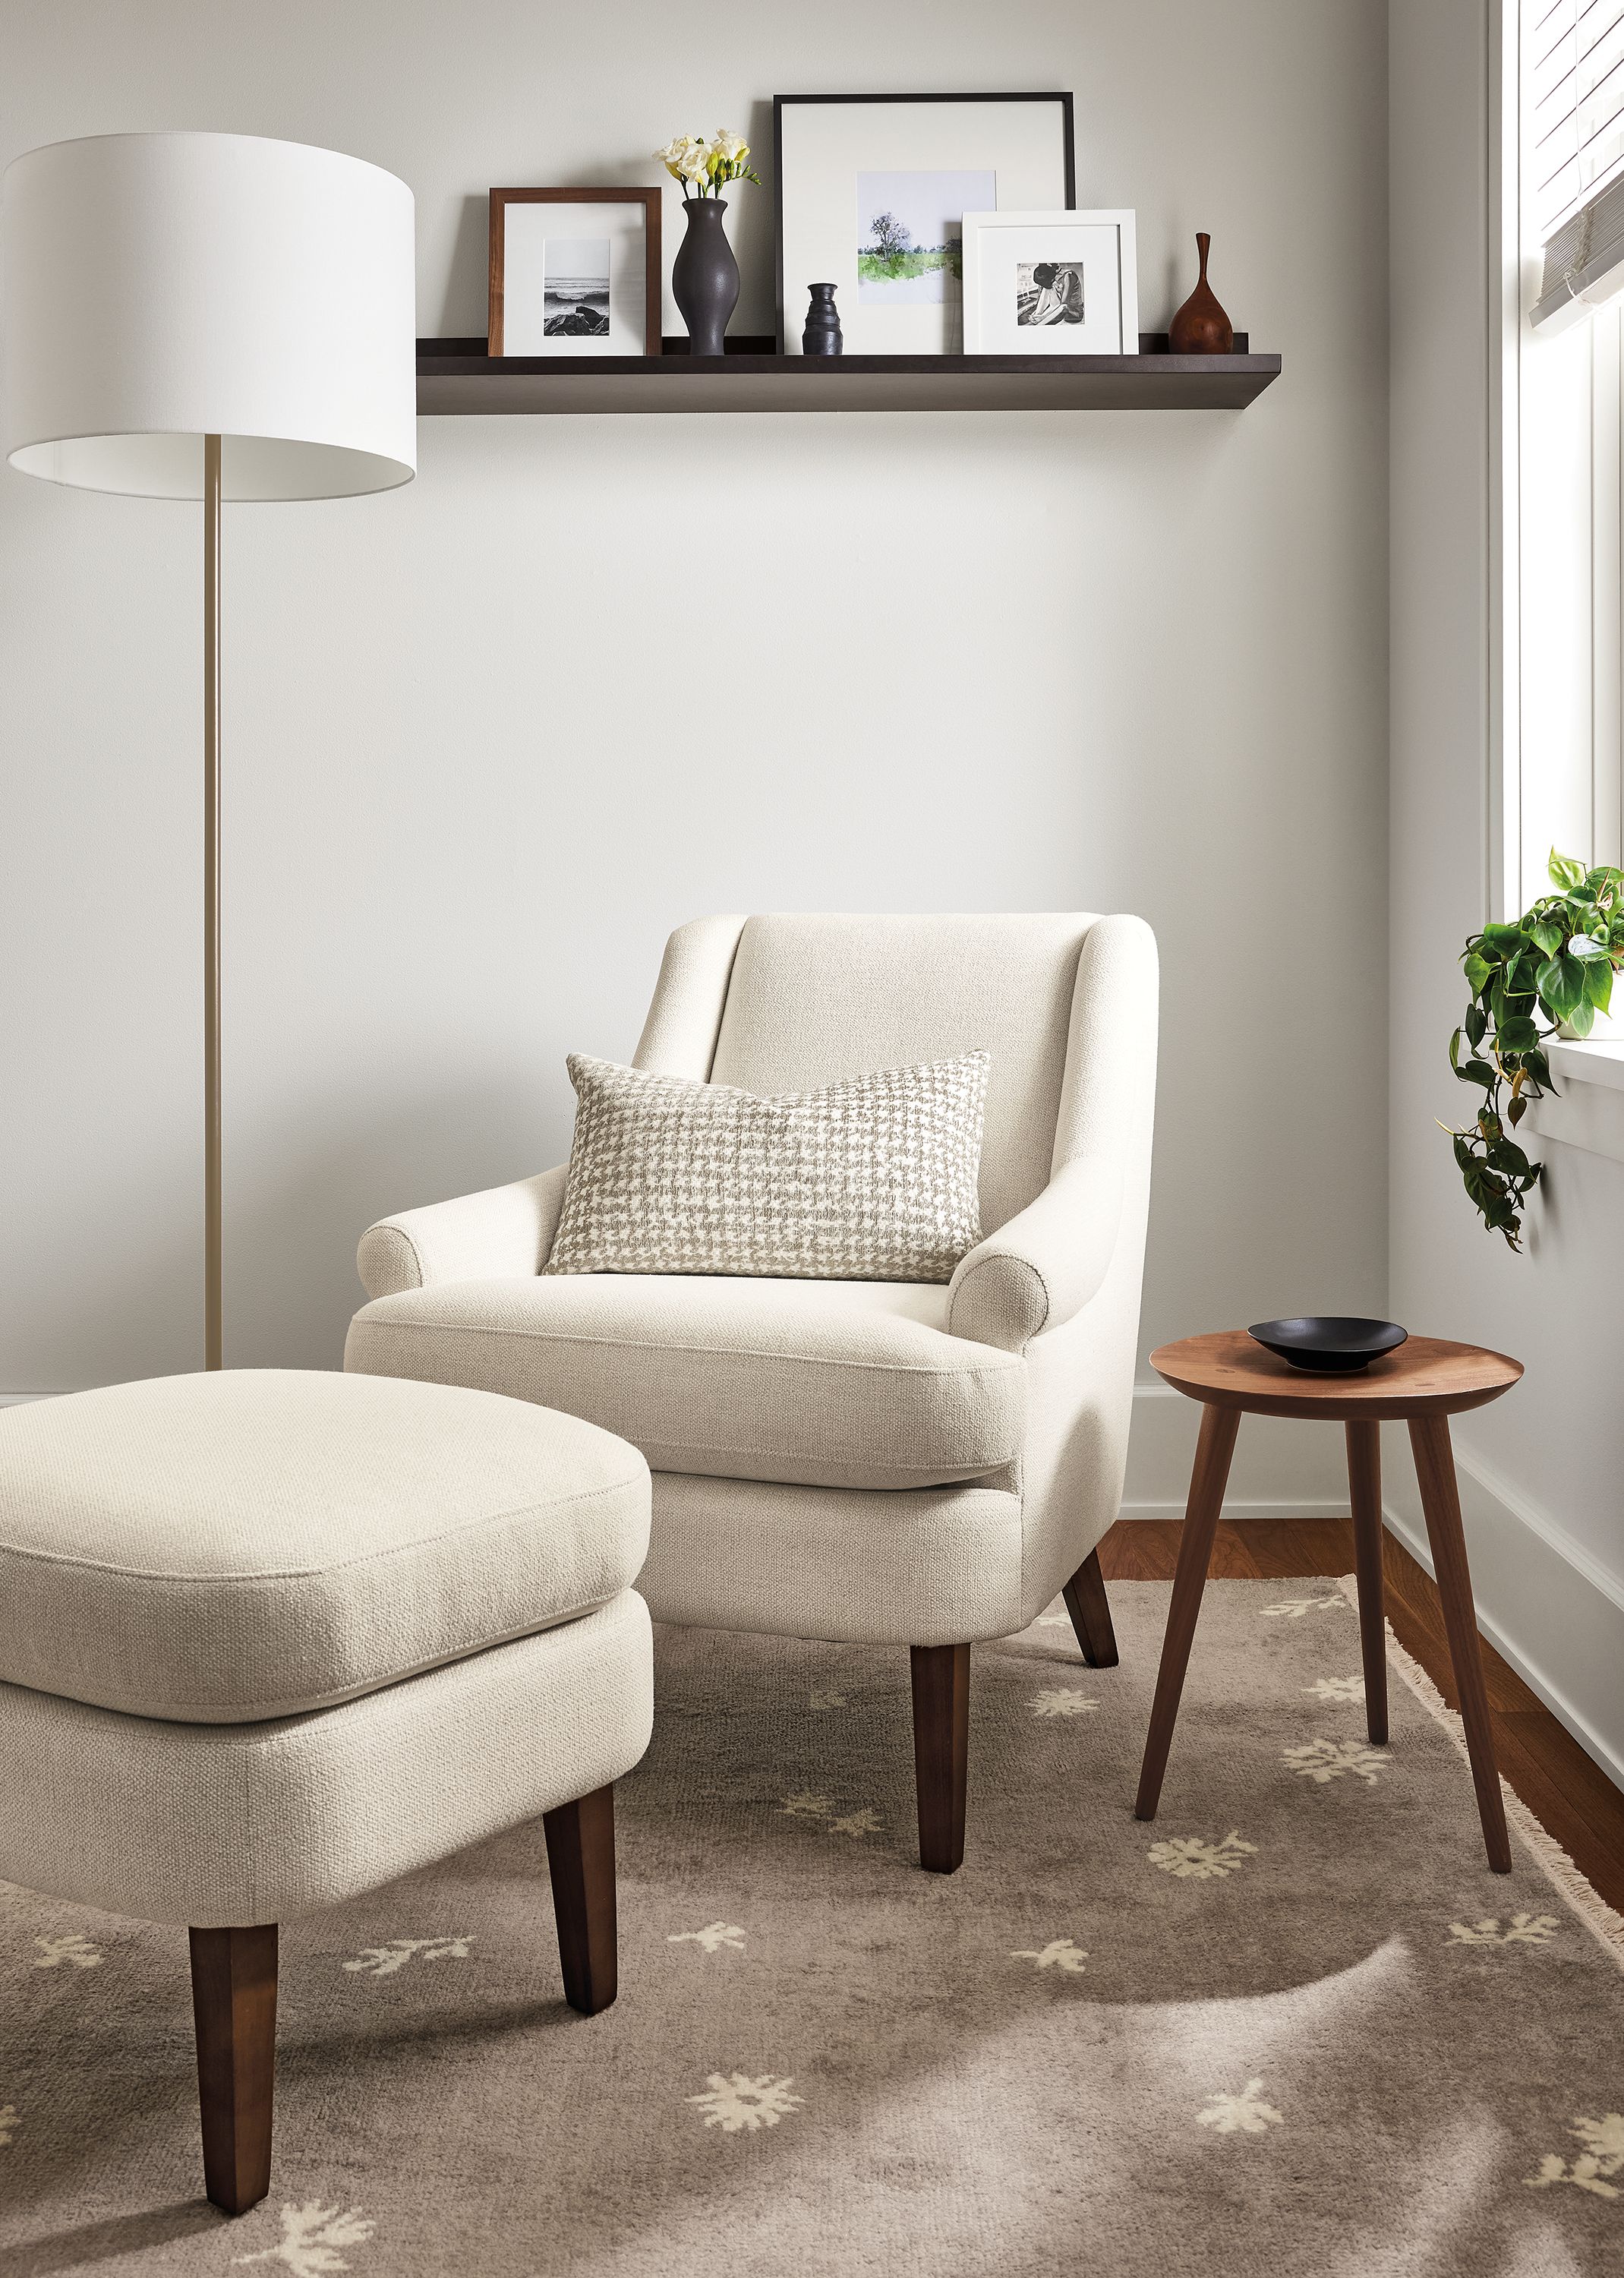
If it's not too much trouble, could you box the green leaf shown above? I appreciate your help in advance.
[1583,955,1614,1012]
[1508,1093,1528,1125]
[1455,1058,1496,1089]
[1525,1046,1553,1087]
[1537,952,1588,1021]
[1480,921,1523,954]
[1449,1026,1462,1071]
[1487,1136,1531,1176]
[1525,918,1563,957]
[1566,996,1597,1038]
[1459,1157,1492,1205]
[1463,951,1493,993]
[1496,1012,1541,1052]
[1465,1002,1488,1046]
[1549,848,1586,891]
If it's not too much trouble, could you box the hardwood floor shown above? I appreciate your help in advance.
[1096,1516,1624,1917]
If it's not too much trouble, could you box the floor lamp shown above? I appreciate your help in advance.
[2,131,416,1368]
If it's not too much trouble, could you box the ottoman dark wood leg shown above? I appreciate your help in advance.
[189,1923,277,2216]
[911,1642,970,1873]
[1408,1415,1513,1873]
[544,1784,619,2014]
[1062,1548,1119,1667]
[1345,1421,1390,1745]
[1135,1401,1241,1821]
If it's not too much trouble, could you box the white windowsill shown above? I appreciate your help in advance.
[1526,1036,1624,1163]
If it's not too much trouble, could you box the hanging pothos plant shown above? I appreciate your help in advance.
[1447,850,1624,1248]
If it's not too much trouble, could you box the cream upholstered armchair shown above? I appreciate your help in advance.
[345,913,1158,1873]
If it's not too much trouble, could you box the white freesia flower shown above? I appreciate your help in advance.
[654,134,709,185]
[656,128,759,197]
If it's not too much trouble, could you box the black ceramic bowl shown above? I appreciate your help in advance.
[1247,1317,1408,1374]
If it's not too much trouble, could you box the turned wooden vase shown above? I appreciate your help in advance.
[1168,232,1235,355]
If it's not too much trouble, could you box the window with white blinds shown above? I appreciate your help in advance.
[1516,3,1624,896]
[1531,0,1624,241]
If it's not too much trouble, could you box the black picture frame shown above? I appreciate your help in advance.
[772,92,1077,354]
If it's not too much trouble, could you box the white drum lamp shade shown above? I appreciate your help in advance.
[2,131,416,497]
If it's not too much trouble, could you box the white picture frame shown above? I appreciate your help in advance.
[961,209,1138,355]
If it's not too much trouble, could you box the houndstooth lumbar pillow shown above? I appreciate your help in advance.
[544,1051,990,1283]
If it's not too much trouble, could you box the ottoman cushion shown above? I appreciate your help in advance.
[0,1370,650,1724]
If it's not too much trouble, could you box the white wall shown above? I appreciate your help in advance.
[0,2,1389,1521]
[1390,0,1624,1781]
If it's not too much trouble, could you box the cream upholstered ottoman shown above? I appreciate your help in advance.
[0,1369,652,2216]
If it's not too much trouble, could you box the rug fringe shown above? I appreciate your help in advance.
[1335,1573,1624,1971]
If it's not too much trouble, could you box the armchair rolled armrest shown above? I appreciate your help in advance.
[357,1165,568,1300]
[946,1157,1124,1354]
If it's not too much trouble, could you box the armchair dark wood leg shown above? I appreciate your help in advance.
[543,1783,619,2013]
[189,1923,277,2216]
[1061,1548,1119,1667]
[910,1643,970,1873]
[1345,1421,1389,1745]
[1408,1416,1512,1873]
[1134,1401,1241,1821]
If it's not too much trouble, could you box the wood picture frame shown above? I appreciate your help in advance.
[488,188,663,358]
[772,93,1076,355]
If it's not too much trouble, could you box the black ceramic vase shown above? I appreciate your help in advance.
[673,198,739,358]
[803,282,843,355]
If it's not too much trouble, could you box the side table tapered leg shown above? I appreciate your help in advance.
[1134,1402,1241,1820]
[1408,1415,1512,1873]
[1345,1422,1389,1746]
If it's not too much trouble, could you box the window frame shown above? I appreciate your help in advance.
[1503,0,1624,924]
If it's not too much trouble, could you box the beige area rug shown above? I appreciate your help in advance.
[2,1579,1622,2278]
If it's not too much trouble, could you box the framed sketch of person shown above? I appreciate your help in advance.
[488,187,662,357]
[774,93,1076,355]
[961,209,1138,355]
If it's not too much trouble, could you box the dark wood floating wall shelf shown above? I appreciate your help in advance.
[417,334,1280,417]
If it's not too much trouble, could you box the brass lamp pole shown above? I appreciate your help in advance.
[203,436,223,1368]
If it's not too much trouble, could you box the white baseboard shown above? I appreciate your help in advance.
[1382,1440,1624,1791]
[1122,1381,1624,1793]
[1121,1379,1352,1521]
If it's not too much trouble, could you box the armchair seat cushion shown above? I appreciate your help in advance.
[346,1273,1025,1493]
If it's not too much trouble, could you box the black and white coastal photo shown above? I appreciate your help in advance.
[543,237,610,336]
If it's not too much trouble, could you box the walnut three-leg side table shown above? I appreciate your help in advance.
[1134,1332,1524,1872]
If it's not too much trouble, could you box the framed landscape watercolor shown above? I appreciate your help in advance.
[488,188,662,358]
[961,209,1138,354]
[773,93,1076,355]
